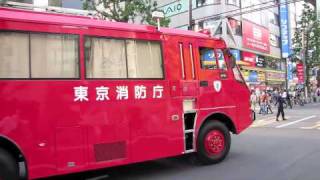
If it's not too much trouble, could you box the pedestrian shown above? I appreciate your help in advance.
[250,90,258,113]
[275,91,287,121]
[316,86,320,102]
[266,93,273,114]
[286,90,292,109]
[259,91,267,115]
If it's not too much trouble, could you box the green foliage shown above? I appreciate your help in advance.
[292,3,320,92]
[82,0,170,27]
[292,3,320,65]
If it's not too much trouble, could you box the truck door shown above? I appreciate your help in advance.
[195,41,227,108]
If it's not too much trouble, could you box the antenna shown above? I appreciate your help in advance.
[1,1,98,18]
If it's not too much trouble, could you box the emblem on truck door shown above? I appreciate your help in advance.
[213,81,222,92]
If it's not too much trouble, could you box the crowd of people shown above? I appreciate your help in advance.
[250,87,320,121]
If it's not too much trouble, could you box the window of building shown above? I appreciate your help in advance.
[196,0,221,7]
[0,32,29,78]
[0,32,79,79]
[85,37,164,79]
[85,37,127,78]
[199,18,222,35]
[199,47,217,70]
[269,11,279,25]
[31,34,79,78]
[227,0,240,6]
[126,40,163,78]
[228,18,242,35]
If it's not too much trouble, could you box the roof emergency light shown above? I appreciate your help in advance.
[152,11,164,31]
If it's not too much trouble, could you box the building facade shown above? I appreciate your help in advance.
[8,0,83,9]
[158,0,287,91]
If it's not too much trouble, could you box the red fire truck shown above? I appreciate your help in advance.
[0,5,253,180]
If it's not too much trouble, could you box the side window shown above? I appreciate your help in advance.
[0,32,29,78]
[216,49,227,71]
[31,34,79,78]
[0,32,79,79]
[85,37,127,78]
[233,66,245,83]
[199,47,217,70]
[85,37,164,79]
[127,40,163,78]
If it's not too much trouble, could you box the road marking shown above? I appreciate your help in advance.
[276,115,317,128]
[251,116,291,128]
[301,121,320,130]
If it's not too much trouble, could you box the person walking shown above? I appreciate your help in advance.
[259,92,267,115]
[266,93,273,114]
[286,90,292,109]
[250,90,258,113]
[316,87,320,102]
[275,91,287,121]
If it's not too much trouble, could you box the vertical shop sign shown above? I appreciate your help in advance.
[287,62,293,80]
[279,0,291,58]
[296,63,304,84]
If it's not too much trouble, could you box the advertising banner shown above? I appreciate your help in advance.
[242,20,270,53]
[242,51,256,67]
[279,0,291,58]
[296,63,304,84]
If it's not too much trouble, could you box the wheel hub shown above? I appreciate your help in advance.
[204,130,225,155]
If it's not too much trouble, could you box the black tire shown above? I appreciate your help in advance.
[0,148,19,180]
[196,121,231,165]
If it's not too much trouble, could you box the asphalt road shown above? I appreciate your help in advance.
[45,102,320,180]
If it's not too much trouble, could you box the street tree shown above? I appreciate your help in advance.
[82,0,170,27]
[292,3,320,93]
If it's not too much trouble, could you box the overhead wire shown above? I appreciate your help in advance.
[194,0,304,22]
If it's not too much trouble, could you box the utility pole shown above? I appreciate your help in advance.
[188,0,193,30]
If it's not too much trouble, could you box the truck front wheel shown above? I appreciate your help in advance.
[196,121,231,165]
[0,148,19,180]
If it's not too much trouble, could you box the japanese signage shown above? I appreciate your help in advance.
[242,51,256,67]
[296,63,304,84]
[256,56,265,68]
[279,0,291,58]
[159,0,196,17]
[287,62,293,80]
[73,85,164,102]
[242,20,270,53]
[266,71,286,82]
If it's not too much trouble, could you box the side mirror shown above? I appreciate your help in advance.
[224,49,236,68]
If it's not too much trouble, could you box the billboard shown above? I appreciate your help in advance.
[242,20,270,53]
[159,0,196,17]
[279,0,291,58]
